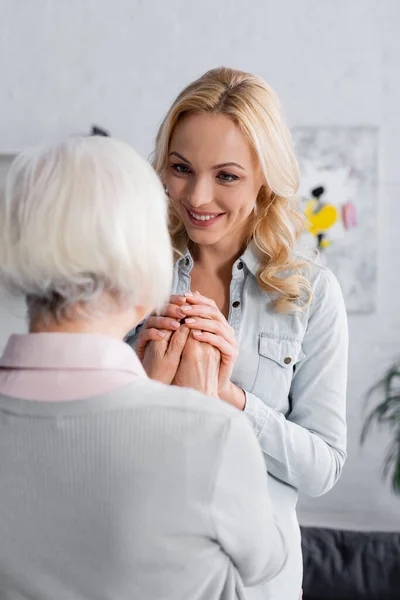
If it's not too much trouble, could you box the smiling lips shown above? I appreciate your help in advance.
[185,207,225,227]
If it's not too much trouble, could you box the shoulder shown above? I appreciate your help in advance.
[292,250,344,306]
[293,257,347,334]
[309,265,345,317]
[312,265,343,304]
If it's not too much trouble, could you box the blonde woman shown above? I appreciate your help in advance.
[0,137,286,600]
[128,67,348,600]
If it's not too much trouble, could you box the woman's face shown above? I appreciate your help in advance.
[165,113,264,249]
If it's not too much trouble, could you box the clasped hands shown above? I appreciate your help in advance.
[136,292,245,410]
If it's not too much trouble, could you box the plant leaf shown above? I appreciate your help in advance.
[361,362,400,495]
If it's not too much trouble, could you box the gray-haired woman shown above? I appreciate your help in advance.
[0,136,285,600]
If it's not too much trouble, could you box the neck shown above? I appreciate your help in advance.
[29,302,142,340]
[191,234,247,275]
[30,319,126,340]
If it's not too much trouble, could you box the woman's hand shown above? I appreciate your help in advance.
[172,331,220,397]
[142,325,190,385]
[176,292,245,410]
[137,291,245,409]
[135,295,188,362]
[178,292,238,393]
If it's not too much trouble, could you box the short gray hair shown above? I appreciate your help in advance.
[0,136,173,320]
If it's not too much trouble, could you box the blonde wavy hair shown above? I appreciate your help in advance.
[153,67,312,312]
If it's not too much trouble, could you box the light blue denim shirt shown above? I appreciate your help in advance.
[126,241,348,600]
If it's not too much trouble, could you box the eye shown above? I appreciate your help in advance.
[171,163,192,175]
[217,172,240,183]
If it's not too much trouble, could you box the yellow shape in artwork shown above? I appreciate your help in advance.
[320,238,332,248]
[304,200,338,236]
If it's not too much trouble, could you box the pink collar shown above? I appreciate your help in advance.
[0,333,146,377]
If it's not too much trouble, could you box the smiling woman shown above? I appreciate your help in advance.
[166,113,263,244]
[127,67,348,600]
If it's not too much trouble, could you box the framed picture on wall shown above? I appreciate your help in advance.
[293,127,378,314]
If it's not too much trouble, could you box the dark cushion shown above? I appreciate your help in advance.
[301,526,400,600]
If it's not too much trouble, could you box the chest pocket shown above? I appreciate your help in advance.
[250,333,305,411]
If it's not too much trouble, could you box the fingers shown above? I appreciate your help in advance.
[180,303,227,324]
[141,328,171,343]
[183,317,236,345]
[146,303,187,325]
[136,328,171,360]
[191,331,237,366]
[162,304,187,319]
[145,315,182,332]
[170,292,229,326]
[169,294,187,306]
[183,291,217,308]
[167,325,191,359]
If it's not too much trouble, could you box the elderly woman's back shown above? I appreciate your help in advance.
[0,137,285,600]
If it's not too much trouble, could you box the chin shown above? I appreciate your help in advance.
[187,229,226,246]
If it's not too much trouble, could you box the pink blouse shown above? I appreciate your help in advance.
[0,333,145,401]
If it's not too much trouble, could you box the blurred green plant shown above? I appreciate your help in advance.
[361,363,400,495]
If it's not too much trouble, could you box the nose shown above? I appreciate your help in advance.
[188,174,213,209]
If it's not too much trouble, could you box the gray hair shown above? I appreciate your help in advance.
[0,136,173,321]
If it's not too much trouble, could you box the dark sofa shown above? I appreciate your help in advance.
[301,526,400,600]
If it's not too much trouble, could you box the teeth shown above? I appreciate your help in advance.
[190,211,218,221]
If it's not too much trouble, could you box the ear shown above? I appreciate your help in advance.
[254,160,267,188]
[255,181,268,202]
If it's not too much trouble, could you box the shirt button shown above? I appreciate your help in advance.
[237,262,243,270]
[232,300,240,308]
[284,357,292,365]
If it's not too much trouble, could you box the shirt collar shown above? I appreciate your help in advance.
[176,248,194,273]
[177,241,260,278]
[0,333,146,377]
[240,240,261,277]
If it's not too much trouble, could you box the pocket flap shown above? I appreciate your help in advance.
[258,334,305,368]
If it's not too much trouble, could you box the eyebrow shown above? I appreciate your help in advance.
[169,151,246,172]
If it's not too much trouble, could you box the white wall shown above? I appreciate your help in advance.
[0,0,399,530]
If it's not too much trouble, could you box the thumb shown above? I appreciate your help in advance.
[166,325,190,359]
[135,336,147,362]
[136,329,172,361]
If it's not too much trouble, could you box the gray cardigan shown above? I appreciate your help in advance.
[0,378,286,600]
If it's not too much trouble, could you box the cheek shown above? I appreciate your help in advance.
[222,186,257,215]
[165,178,186,216]
[165,174,186,199]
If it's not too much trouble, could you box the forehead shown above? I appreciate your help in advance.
[169,113,255,167]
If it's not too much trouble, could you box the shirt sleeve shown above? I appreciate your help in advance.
[243,267,348,497]
[211,413,287,587]
[124,320,146,349]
